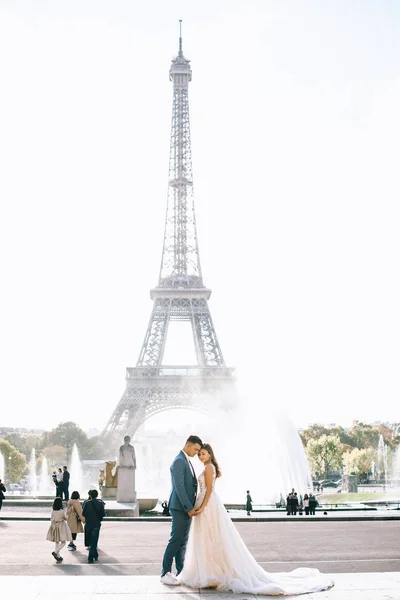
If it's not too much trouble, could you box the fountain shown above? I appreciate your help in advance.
[29,448,37,495]
[0,450,4,481]
[69,443,84,495]
[391,446,400,484]
[39,456,51,494]
[134,402,313,505]
[377,434,388,491]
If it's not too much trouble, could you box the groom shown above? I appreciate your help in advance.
[160,434,203,586]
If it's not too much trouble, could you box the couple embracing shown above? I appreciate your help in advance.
[161,435,334,596]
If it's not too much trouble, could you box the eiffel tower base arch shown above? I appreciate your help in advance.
[104,366,239,440]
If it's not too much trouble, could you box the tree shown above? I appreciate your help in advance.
[44,422,88,454]
[4,433,44,460]
[41,445,67,467]
[377,424,400,450]
[343,447,374,477]
[299,424,330,447]
[348,421,379,450]
[0,439,27,483]
[306,435,343,478]
[82,435,108,460]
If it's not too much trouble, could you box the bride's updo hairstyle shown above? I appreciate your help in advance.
[202,443,222,478]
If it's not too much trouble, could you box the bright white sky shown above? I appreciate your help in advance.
[0,0,399,433]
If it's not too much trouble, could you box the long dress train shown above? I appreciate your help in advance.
[179,465,334,596]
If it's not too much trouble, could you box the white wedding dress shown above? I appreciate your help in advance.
[179,465,334,596]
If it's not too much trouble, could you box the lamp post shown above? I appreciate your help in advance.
[8,455,12,484]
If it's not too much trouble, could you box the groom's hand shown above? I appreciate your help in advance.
[188,508,196,517]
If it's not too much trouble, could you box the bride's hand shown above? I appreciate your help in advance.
[194,507,203,514]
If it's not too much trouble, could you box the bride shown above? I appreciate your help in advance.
[179,444,334,596]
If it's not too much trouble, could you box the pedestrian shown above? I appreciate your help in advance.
[82,489,105,564]
[286,493,292,515]
[0,479,6,513]
[56,468,65,499]
[309,493,317,515]
[46,497,72,563]
[246,490,253,516]
[161,501,170,516]
[290,492,299,515]
[83,490,93,548]
[67,491,85,551]
[303,493,310,515]
[63,466,70,501]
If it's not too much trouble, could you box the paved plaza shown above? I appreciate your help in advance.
[1,573,400,600]
[1,518,400,597]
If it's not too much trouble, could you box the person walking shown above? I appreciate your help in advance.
[246,490,253,516]
[46,497,72,562]
[309,493,317,515]
[83,490,93,548]
[63,466,70,501]
[67,491,85,550]
[161,434,203,586]
[286,492,292,515]
[290,492,299,515]
[303,493,310,516]
[0,479,6,514]
[82,489,105,564]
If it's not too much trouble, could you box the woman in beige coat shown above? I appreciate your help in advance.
[46,497,72,562]
[66,490,85,550]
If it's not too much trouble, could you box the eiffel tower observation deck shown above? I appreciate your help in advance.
[104,24,238,437]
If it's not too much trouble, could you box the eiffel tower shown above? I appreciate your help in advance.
[104,24,238,438]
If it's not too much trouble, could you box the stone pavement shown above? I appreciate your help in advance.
[1,573,400,599]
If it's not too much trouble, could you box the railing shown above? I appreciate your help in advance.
[126,366,235,379]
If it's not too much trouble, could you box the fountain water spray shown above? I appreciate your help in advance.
[39,456,51,494]
[377,434,388,491]
[69,443,84,495]
[29,448,37,495]
[135,401,313,504]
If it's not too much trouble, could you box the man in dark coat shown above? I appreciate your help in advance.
[246,490,253,516]
[63,466,70,501]
[82,489,106,563]
[161,435,203,586]
[290,492,299,515]
[309,493,317,515]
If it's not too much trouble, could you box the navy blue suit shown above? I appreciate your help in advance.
[161,451,197,576]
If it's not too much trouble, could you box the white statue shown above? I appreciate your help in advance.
[119,435,136,469]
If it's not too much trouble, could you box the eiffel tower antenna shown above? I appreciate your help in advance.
[104,25,238,437]
[178,19,183,57]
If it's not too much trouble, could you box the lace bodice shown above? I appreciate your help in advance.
[198,464,216,491]
[195,464,216,509]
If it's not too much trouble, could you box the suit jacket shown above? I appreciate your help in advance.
[63,471,70,487]
[168,450,197,513]
[0,484,5,500]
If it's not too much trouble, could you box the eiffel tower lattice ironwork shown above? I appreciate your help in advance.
[104,24,238,437]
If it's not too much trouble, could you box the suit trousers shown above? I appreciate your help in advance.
[162,508,192,576]
[87,526,101,561]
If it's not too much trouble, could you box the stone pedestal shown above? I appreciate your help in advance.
[101,486,117,500]
[117,467,136,503]
[342,474,358,493]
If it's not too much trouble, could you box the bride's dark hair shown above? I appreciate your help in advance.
[201,443,222,478]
